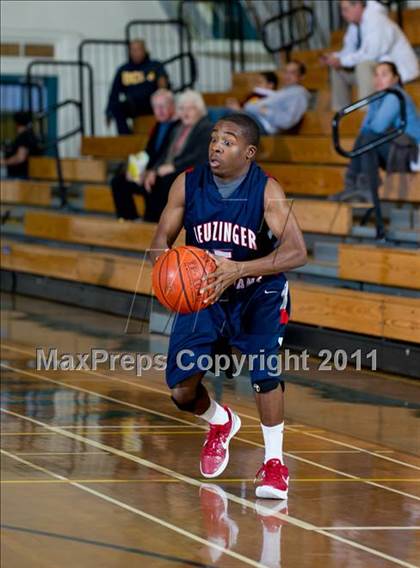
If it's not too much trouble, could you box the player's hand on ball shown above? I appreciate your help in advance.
[200,254,243,304]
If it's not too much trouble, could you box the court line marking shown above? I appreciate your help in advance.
[2,478,419,484]
[2,363,419,502]
[320,527,420,531]
[0,363,200,428]
[0,524,211,568]
[1,448,266,568]
[9,451,106,456]
[78,362,419,471]
[1,408,417,568]
[6,448,392,455]
[1,430,260,436]
[286,425,420,472]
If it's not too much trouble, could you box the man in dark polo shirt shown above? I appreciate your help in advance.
[106,39,169,134]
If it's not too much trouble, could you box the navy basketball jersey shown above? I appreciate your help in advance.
[184,161,285,293]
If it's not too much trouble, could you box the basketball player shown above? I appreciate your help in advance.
[150,114,307,499]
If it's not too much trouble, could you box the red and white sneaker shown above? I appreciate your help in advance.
[255,499,289,531]
[200,406,241,478]
[255,459,289,499]
[199,483,239,562]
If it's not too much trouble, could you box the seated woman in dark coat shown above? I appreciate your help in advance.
[112,90,212,222]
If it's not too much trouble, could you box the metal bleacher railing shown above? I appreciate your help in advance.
[332,88,407,239]
[261,6,315,59]
[24,19,196,143]
[26,59,95,154]
[33,99,83,207]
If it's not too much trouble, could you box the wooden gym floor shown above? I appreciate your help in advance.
[1,293,419,568]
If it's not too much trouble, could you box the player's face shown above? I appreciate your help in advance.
[209,121,256,177]
[374,64,399,91]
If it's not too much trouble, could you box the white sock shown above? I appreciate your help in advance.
[197,399,229,425]
[261,422,284,463]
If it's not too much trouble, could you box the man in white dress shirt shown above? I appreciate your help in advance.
[323,0,419,110]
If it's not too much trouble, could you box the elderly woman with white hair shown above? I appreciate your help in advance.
[141,89,212,222]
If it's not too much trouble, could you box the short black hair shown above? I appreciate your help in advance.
[289,59,306,77]
[260,71,279,89]
[217,113,260,147]
[13,111,32,127]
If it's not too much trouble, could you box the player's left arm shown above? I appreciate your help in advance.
[201,177,307,304]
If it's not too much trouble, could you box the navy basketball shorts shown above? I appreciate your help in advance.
[166,276,290,389]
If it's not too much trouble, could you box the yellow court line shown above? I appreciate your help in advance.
[1,430,263,436]
[1,478,420,484]
[320,526,420,531]
[10,451,105,456]
[1,410,417,568]
[1,449,266,568]
[1,362,419,503]
[64,354,420,471]
[3,449,391,457]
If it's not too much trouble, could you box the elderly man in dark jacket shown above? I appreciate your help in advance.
[112,90,212,223]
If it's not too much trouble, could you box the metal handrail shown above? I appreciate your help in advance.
[261,6,314,54]
[178,0,246,73]
[163,52,197,92]
[32,99,83,207]
[332,88,407,158]
[26,59,95,136]
[125,17,191,46]
[78,39,130,135]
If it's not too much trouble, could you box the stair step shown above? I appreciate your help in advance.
[390,209,412,230]
[313,241,339,262]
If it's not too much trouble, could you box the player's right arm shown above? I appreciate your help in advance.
[148,172,185,265]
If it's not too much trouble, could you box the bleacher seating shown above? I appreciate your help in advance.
[79,134,352,164]
[81,136,146,160]
[338,244,420,289]
[259,135,351,164]
[3,238,419,343]
[83,184,145,216]
[2,4,419,351]
[24,210,184,251]
[1,180,52,206]
[29,156,107,183]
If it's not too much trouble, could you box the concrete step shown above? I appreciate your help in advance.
[313,240,339,263]
[390,208,412,230]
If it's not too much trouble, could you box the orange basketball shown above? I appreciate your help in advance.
[152,246,217,314]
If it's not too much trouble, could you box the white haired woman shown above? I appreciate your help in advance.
[142,89,212,222]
